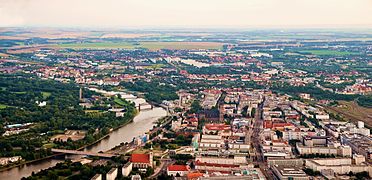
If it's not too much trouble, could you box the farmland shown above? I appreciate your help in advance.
[299,50,359,56]
[56,42,137,49]
[56,41,224,50]
[139,41,224,50]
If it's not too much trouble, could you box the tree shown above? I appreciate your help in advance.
[189,100,202,114]
[275,130,283,138]
[0,125,4,135]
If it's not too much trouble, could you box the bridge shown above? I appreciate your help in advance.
[51,149,116,158]
[136,103,154,111]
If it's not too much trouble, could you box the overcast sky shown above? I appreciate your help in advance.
[1,0,371,28]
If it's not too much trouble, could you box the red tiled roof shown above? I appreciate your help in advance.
[195,160,239,168]
[187,172,204,179]
[167,165,190,172]
[272,123,293,128]
[130,154,150,163]
[205,124,231,131]
[264,121,293,129]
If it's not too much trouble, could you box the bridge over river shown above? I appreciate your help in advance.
[51,149,116,158]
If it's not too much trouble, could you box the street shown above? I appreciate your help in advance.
[250,100,275,179]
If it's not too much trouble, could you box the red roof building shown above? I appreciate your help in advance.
[167,165,191,176]
[205,124,231,131]
[130,153,153,169]
[187,172,204,180]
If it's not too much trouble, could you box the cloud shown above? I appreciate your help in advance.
[0,0,371,28]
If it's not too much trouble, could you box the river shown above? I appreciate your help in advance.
[0,94,167,180]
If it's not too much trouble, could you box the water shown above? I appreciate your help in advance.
[84,107,166,152]
[0,97,166,180]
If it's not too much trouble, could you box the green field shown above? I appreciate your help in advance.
[57,42,137,49]
[0,104,8,109]
[299,50,359,56]
[140,41,223,50]
[56,41,223,50]
[114,97,127,106]
[42,92,52,99]
[42,143,56,149]
[143,64,165,70]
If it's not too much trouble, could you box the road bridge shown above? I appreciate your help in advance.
[51,149,116,158]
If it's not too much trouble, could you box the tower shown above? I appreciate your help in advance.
[79,87,83,101]
[149,145,154,167]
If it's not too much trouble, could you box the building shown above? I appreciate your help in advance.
[295,136,352,157]
[187,172,204,180]
[195,155,249,173]
[106,168,118,180]
[272,165,309,180]
[0,156,22,166]
[198,168,266,179]
[122,162,133,177]
[91,174,102,180]
[167,164,191,176]
[341,134,372,162]
[130,152,153,169]
[305,156,372,176]
[131,174,142,180]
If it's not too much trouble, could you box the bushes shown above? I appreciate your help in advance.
[357,96,372,108]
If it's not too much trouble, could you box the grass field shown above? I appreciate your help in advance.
[0,104,8,109]
[114,97,127,106]
[42,143,56,149]
[143,64,165,70]
[56,41,223,50]
[299,50,359,56]
[84,110,104,115]
[42,92,51,99]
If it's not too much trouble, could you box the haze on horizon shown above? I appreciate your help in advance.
[0,0,372,29]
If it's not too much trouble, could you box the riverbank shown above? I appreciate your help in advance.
[0,87,167,180]
[78,110,139,151]
[0,110,138,173]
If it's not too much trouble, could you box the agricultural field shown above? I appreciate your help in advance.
[140,41,224,50]
[143,64,166,70]
[299,50,359,56]
[55,41,224,50]
[56,42,137,49]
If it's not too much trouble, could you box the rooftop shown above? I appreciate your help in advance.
[167,164,190,171]
[130,154,150,163]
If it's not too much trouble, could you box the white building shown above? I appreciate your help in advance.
[122,162,133,177]
[106,168,118,180]
[91,174,102,180]
[167,165,190,176]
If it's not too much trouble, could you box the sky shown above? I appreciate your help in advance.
[0,0,372,28]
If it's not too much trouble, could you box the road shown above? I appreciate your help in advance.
[148,158,173,179]
[250,100,275,179]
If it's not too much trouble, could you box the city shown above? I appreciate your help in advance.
[1,0,372,180]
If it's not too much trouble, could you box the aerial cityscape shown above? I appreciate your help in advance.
[0,0,372,180]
